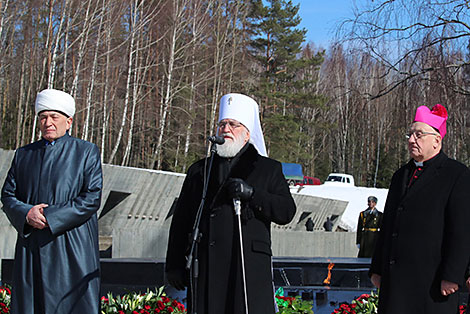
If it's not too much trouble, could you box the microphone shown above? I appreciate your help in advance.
[233,198,241,216]
[208,135,225,145]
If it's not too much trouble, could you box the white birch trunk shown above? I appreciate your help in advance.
[32,0,55,142]
[0,0,9,43]
[122,3,143,166]
[154,0,188,169]
[82,0,106,141]
[101,9,113,161]
[183,0,200,172]
[108,1,137,164]
[48,0,69,87]
[62,3,71,90]
[70,0,93,98]
[16,53,27,147]
[209,2,232,137]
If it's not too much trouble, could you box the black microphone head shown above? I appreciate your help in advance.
[208,135,225,145]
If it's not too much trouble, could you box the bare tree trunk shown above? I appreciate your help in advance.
[82,0,106,141]
[16,52,27,148]
[32,0,55,142]
[0,0,9,45]
[48,0,70,87]
[108,0,138,164]
[62,2,72,90]
[183,0,203,172]
[101,5,113,161]
[209,2,229,136]
[122,6,142,166]
[0,0,10,135]
[174,134,180,169]
[153,0,189,169]
[70,0,94,98]
[373,118,383,188]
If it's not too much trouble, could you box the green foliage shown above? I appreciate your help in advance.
[263,113,308,163]
[249,0,307,89]
[275,287,314,314]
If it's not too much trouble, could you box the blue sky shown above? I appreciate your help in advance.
[293,0,356,48]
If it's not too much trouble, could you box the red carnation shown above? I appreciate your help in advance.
[431,104,447,118]
[340,303,350,309]
[157,300,165,310]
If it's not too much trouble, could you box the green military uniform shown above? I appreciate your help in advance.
[357,208,383,257]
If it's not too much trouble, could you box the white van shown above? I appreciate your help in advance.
[324,173,355,186]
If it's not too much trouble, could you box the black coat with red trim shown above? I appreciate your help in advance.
[166,143,296,314]
[370,151,470,314]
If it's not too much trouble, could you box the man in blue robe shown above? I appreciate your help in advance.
[1,89,102,314]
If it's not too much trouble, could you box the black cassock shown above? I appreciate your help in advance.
[1,133,102,314]
[370,152,470,314]
[166,144,296,314]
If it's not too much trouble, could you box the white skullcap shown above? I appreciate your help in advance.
[35,89,75,117]
[218,93,267,156]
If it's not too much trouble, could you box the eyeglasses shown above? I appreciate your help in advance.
[405,131,438,139]
[218,121,242,130]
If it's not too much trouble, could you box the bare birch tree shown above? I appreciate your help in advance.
[153,0,192,169]
[108,0,138,164]
[82,0,107,141]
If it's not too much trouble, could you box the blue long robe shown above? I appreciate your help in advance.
[1,133,102,314]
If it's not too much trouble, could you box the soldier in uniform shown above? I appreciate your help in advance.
[356,196,383,257]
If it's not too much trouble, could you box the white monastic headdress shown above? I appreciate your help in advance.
[35,89,75,117]
[218,93,267,157]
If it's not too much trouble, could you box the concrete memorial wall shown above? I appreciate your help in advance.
[0,148,359,277]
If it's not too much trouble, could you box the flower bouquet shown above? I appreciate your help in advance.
[332,291,378,314]
[101,286,186,314]
[460,305,467,314]
[0,285,11,314]
[275,287,314,314]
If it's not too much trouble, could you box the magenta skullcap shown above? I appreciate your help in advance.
[413,104,448,138]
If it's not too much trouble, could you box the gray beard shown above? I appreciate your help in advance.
[216,135,246,158]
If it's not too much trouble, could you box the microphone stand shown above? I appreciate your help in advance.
[233,198,249,314]
[186,140,218,314]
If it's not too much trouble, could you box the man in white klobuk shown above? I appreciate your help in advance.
[2,89,102,313]
[166,93,296,314]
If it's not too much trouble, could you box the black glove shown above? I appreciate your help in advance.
[225,178,254,201]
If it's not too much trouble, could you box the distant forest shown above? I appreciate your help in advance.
[0,0,469,188]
